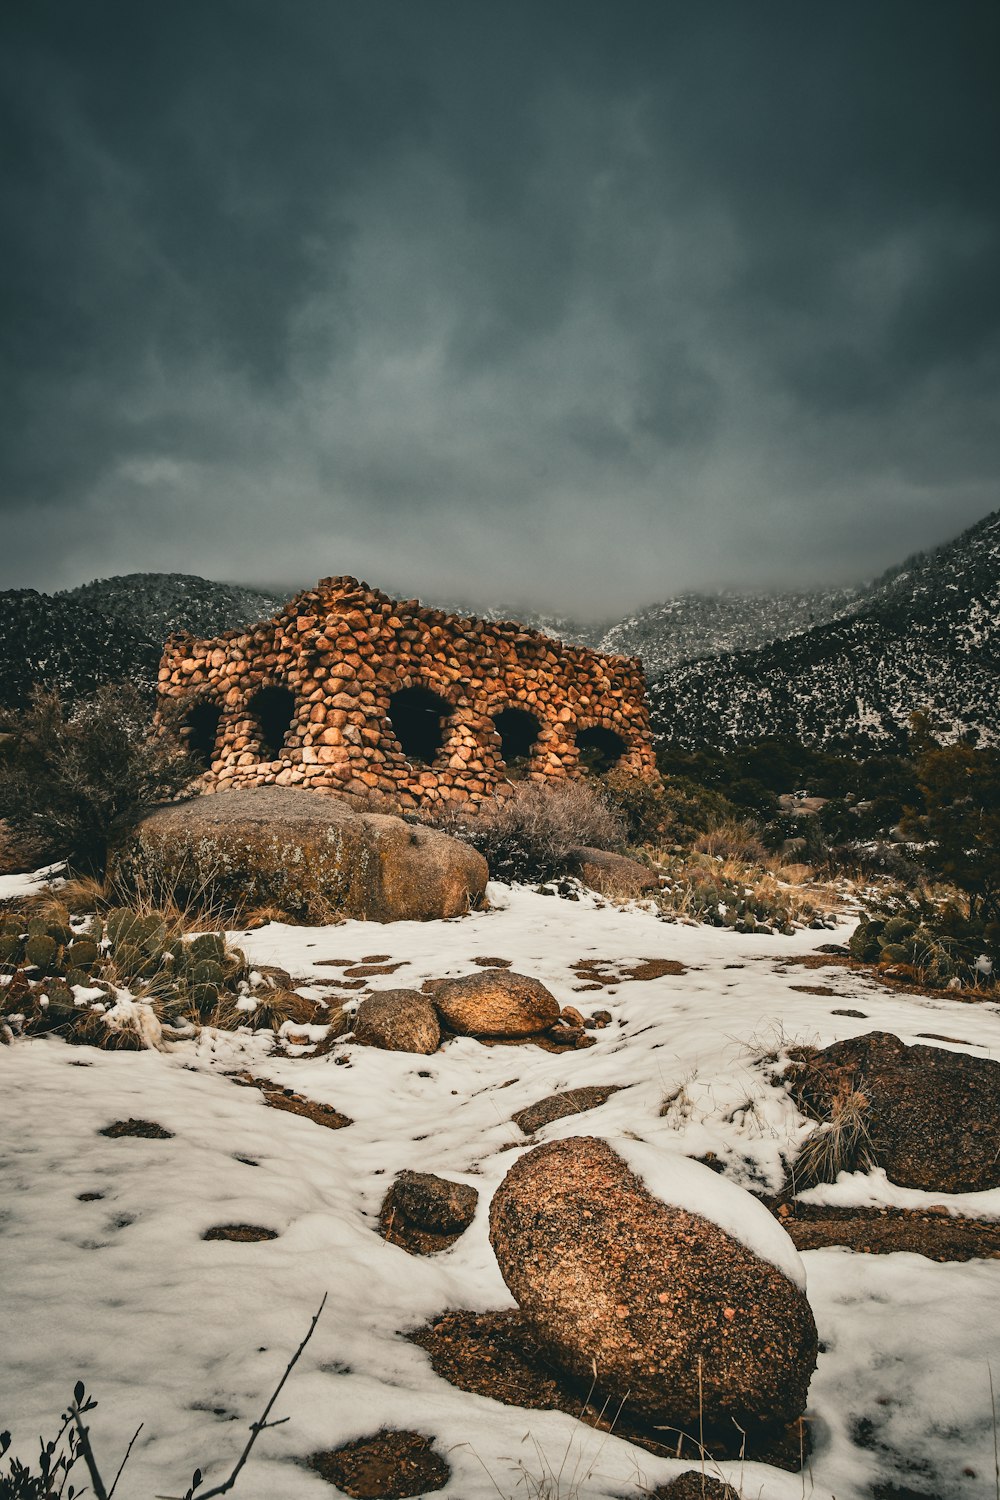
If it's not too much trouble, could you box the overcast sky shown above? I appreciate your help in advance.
[3,1,998,616]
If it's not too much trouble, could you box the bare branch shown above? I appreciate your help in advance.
[108,1422,144,1499]
[156,1294,327,1500]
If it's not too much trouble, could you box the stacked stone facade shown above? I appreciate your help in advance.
[157,575,658,809]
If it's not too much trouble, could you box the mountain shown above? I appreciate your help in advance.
[0,574,285,709]
[648,509,1000,751]
[64,573,286,646]
[3,508,997,749]
[422,596,606,649]
[595,587,859,676]
[0,591,160,710]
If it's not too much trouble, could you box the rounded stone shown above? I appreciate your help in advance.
[432,970,560,1037]
[488,1136,818,1436]
[789,1030,1000,1193]
[353,990,440,1054]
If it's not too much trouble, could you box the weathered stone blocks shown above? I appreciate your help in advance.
[158,575,658,811]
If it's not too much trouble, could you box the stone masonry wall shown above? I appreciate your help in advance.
[157,575,658,810]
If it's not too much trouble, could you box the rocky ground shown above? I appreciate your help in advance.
[2,881,999,1500]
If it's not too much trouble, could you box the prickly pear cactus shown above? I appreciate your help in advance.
[24,933,58,971]
[64,938,99,972]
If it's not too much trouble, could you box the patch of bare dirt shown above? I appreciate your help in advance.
[410,1310,806,1470]
[472,1028,596,1052]
[789,983,840,996]
[916,1032,979,1046]
[772,1203,1000,1260]
[308,1431,449,1497]
[512,1085,625,1134]
[228,1072,352,1129]
[777,954,854,971]
[569,956,688,987]
[470,955,513,967]
[776,953,998,1003]
[202,1223,278,1242]
[343,962,406,979]
[651,1475,740,1499]
[99,1118,173,1139]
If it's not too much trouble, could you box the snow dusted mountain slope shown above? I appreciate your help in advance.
[64,573,286,646]
[423,595,607,649]
[650,509,1000,750]
[0,590,161,709]
[0,574,287,708]
[597,588,859,677]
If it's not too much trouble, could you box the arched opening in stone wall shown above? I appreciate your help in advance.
[576,725,627,774]
[248,685,296,759]
[493,707,540,769]
[181,699,223,771]
[388,686,453,765]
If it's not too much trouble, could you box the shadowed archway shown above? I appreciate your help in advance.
[493,706,541,768]
[248,685,296,759]
[388,686,453,764]
[575,725,626,773]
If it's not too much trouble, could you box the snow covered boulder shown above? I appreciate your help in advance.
[353,989,441,1054]
[789,1030,1000,1193]
[431,970,560,1038]
[115,787,488,924]
[489,1136,817,1437]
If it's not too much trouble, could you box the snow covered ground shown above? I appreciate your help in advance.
[2,883,999,1500]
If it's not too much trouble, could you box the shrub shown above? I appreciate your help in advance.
[0,686,198,875]
[435,780,626,883]
[692,817,768,864]
[901,740,1000,925]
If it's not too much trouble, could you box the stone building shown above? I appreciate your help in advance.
[157,575,658,810]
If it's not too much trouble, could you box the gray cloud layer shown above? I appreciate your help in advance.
[3,1,998,614]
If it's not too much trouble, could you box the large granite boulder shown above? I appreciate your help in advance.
[114,787,488,923]
[431,971,560,1038]
[353,990,441,1054]
[489,1136,817,1438]
[788,1030,1000,1193]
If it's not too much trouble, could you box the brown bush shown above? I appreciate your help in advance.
[433,780,626,883]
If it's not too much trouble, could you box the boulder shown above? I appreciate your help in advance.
[379,1170,479,1255]
[565,846,660,899]
[114,787,488,923]
[789,1030,1000,1193]
[353,990,440,1054]
[389,1171,478,1236]
[512,1085,624,1134]
[489,1137,817,1437]
[432,970,560,1038]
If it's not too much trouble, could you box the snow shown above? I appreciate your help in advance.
[612,1138,806,1289]
[3,883,1000,1500]
[0,862,65,902]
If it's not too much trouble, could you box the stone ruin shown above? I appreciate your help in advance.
[157,575,658,810]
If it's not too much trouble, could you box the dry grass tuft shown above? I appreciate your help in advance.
[248,989,322,1032]
[792,1082,876,1190]
[693,818,767,864]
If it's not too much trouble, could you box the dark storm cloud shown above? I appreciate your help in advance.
[2,0,998,612]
